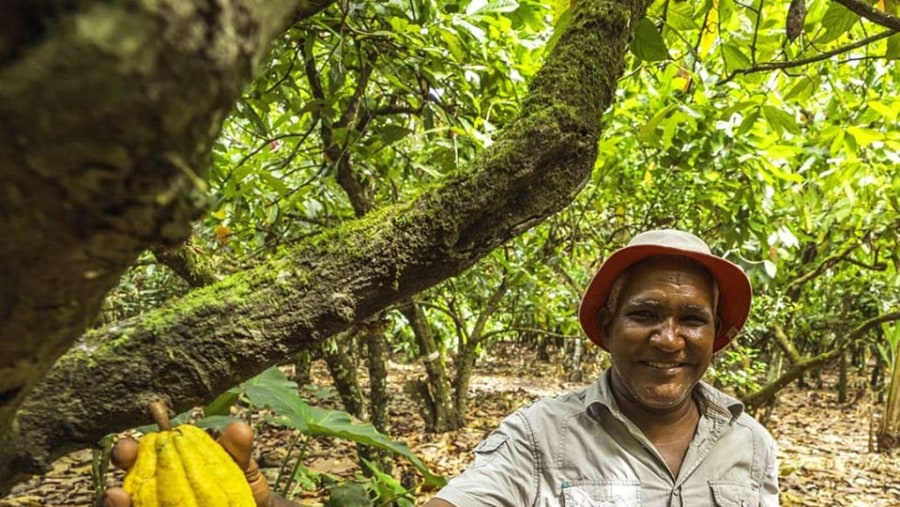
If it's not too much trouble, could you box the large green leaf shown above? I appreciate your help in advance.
[241,367,446,487]
[816,2,859,44]
[631,18,670,62]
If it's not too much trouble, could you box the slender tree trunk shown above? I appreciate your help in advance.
[322,334,367,421]
[294,349,313,388]
[364,328,393,473]
[400,301,460,432]
[878,340,900,451]
[838,351,848,403]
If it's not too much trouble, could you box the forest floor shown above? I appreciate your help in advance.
[3,344,900,506]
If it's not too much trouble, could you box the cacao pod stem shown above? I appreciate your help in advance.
[149,400,173,431]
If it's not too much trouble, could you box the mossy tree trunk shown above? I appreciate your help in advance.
[0,0,651,493]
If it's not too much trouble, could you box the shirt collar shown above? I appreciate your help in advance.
[585,369,745,422]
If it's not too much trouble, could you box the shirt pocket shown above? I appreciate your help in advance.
[709,480,760,507]
[561,480,641,507]
[470,432,509,469]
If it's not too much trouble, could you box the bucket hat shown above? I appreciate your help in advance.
[578,229,752,352]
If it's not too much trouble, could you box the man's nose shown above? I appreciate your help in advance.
[650,319,684,351]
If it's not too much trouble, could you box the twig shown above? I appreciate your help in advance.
[718,29,896,84]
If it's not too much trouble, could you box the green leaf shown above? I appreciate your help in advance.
[867,100,899,122]
[762,105,800,135]
[783,76,818,103]
[260,172,290,196]
[452,16,487,41]
[242,367,311,432]
[379,125,412,146]
[721,41,751,71]
[630,18,670,62]
[325,482,372,507]
[816,2,859,45]
[666,2,700,30]
[303,405,446,487]
[203,390,240,417]
[846,126,882,147]
[639,104,678,144]
[242,367,446,487]
[886,33,900,59]
[737,109,760,136]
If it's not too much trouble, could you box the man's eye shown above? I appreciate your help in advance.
[628,310,655,320]
[682,316,709,325]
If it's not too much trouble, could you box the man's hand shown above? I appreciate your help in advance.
[97,420,299,507]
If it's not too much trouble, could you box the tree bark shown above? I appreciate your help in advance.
[0,0,651,493]
[400,302,461,432]
[878,341,900,451]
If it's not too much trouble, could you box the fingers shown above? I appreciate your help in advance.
[101,438,138,507]
[97,487,131,507]
[218,420,254,470]
[218,420,273,507]
[110,437,139,471]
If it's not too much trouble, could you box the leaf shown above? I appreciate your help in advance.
[630,18,670,62]
[699,0,720,57]
[639,104,678,144]
[303,405,446,487]
[816,2,859,45]
[762,105,800,135]
[721,41,751,71]
[846,126,883,147]
[325,482,372,507]
[260,171,290,196]
[667,2,700,30]
[764,260,778,278]
[203,390,240,417]
[452,16,487,41]
[783,76,818,102]
[242,367,446,487]
[886,0,900,58]
[867,100,899,122]
[737,109,760,136]
[379,125,412,146]
[242,367,311,432]
[466,0,519,15]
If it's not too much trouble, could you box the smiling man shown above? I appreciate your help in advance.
[424,229,779,507]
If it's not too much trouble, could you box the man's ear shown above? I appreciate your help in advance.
[597,307,612,344]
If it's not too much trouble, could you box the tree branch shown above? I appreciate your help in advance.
[0,0,652,492]
[832,0,900,31]
[745,310,900,410]
[718,29,896,84]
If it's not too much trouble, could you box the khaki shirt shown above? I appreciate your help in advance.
[435,370,779,506]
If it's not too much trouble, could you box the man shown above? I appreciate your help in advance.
[424,229,779,506]
[102,229,778,506]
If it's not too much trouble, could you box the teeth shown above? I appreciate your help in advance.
[646,362,680,369]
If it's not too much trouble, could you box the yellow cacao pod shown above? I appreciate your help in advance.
[122,402,256,507]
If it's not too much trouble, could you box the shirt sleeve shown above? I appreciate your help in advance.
[759,437,780,507]
[433,411,538,507]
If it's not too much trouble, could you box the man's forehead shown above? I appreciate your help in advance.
[625,255,715,279]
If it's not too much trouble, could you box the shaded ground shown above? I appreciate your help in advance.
[3,346,899,506]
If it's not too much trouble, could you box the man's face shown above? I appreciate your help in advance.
[603,257,717,413]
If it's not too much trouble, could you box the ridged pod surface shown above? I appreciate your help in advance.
[122,403,255,507]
